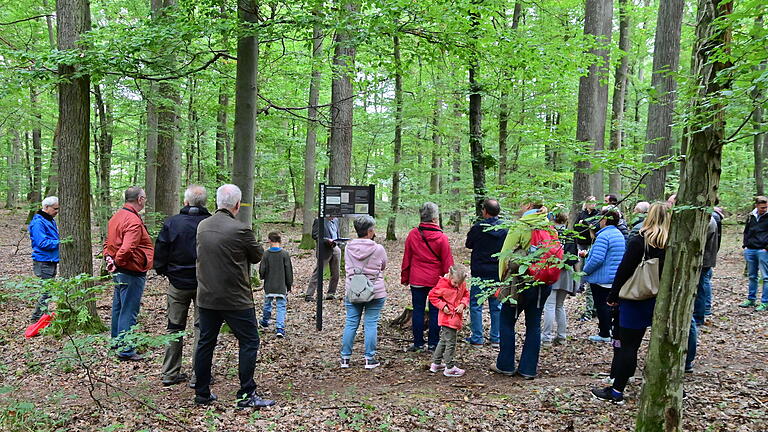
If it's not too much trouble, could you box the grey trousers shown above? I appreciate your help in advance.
[305,246,341,296]
[432,326,458,368]
[31,261,57,321]
[161,284,199,381]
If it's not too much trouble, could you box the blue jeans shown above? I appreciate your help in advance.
[262,296,287,330]
[467,280,501,344]
[744,248,768,303]
[411,286,439,348]
[111,272,146,357]
[341,297,385,359]
[496,284,551,377]
[686,317,697,369]
[693,267,713,325]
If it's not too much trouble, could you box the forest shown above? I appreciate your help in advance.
[0,0,767,430]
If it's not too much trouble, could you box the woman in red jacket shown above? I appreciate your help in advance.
[401,202,454,352]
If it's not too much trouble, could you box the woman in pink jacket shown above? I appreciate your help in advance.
[340,215,388,370]
[428,265,470,377]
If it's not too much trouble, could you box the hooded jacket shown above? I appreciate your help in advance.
[401,223,454,287]
[104,206,154,275]
[153,205,211,290]
[428,276,470,330]
[743,208,768,250]
[465,217,507,281]
[702,216,719,268]
[582,225,626,285]
[29,210,59,262]
[498,210,548,280]
[345,238,387,299]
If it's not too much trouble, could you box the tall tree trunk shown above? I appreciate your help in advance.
[468,0,486,218]
[571,0,613,216]
[55,0,103,330]
[153,0,181,219]
[231,0,259,226]
[386,34,403,241]
[430,99,441,195]
[449,101,462,232]
[608,0,630,195]
[641,0,685,201]
[29,87,42,205]
[185,77,197,186]
[300,9,323,249]
[94,84,113,243]
[6,130,20,209]
[215,84,229,183]
[753,25,766,196]
[145,83,158,214]
[497,2,521,186]
[635,1,731,429]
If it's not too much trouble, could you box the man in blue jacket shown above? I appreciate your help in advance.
[29,196,60,322]
[465,199,507,348]
[154,185,211,387]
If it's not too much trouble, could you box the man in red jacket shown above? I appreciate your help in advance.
[104,186,154,361]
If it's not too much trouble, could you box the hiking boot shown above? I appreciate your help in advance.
[258,319,269,328]
[236,394,276,409]
[194,393,218,405]
[588,335,612,343]
[684,364,694,373]
[117,353,144,362]
[275,328,285,338]
[443,366,465,377]
[405,345,424,353]
[304,295,314,302]
[738,300,756,308]
[429,363,446,373]
[324,294,336,300]
[162,373,189,387]
[340,357,350,369]
[489,363,515,376]
[591,386,624,404]
[756,303,768,312]
[364,357,381,370]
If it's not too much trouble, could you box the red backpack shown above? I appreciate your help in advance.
[527,228,564,285]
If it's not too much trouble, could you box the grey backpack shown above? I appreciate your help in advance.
[346,256,377,303]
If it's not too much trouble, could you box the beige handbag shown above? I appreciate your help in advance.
[618,245,660,301]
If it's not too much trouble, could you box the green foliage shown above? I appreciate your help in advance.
[0,388,70,432]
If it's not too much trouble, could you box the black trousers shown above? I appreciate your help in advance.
[590,284,612,338]
[611,326,646,392]
[194,307,260,399]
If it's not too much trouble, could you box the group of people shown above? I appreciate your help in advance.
[25,184,768,409]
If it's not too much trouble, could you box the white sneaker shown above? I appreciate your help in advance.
[443,366,465,377]
[429,363,446,373]
[588,335,612,343]
[601,376,615,385]
[340,358,350,369]
[364,357,381,370]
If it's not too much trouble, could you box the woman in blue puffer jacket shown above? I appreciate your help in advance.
[579,206,626,342]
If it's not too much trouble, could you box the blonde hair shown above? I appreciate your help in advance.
[448,264,468,284]
[582,196,597,211]
[639,202,670,249]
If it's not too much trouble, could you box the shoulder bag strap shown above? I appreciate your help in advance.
[418,227,442,261]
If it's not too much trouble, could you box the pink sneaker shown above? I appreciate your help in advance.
[429,363,446,373]
[443,366,465,377]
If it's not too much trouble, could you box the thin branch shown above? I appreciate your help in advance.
[0,14,52,26]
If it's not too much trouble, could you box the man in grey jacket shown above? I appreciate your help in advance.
[193,184,274,409]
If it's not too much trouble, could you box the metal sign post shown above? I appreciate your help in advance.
[315,183,375,331]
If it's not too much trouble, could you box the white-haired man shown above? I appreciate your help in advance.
[29,196,60,322]
[194,184,273,409]
[627,201,650,240]
[154,185,211,387]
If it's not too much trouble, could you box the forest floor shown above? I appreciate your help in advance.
[0,210,766,432]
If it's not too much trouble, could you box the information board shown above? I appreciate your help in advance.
[320,184,375,218]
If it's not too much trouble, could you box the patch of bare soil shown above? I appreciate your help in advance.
[0,210,765,431]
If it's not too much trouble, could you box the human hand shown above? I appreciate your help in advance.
[442,305,451,314]
[607,301,618,307]
[455,304,466,314]
[105,256,116,273]
[578,250,588,258]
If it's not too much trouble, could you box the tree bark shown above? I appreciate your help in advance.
[753,28,766,196]
[498,2,522,186]
[608,0,630,195]
[635,1,731,430]
[231,0,259,226]
[300,10,323,249]
[145,82,158,214]
[430,99,441,195]
[215,84,230,184]
[641,0,685,201]
[94,84,113,243]
[386,34,403,241]
[185,77,197,186]
[571,0,612,216]
[449,101,462,232]
[29,87,43,205]
[329,0,358,187]
[468,0,486,218]
[6,130,21,209]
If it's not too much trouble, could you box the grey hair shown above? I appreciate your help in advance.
[634,201,650,214]
[42,196,58,209]
[353,215,376,237]
[184,184,208,207]
[124,186,144,203]
[216,184,242,210]
[419,202,439,222]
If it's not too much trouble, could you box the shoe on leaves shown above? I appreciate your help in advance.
[364,357,381,370]
[237,394,276,409]
[756,303,768,312]
[429,363,446,373]
[194,393,218,406]
[443,366,465,377]
[588,335,612,343]
[162,373,189,387]
[591,386,624,404]
[340,357,350,369]
[738,300,756,308]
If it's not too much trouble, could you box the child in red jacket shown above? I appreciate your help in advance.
[428,264,470,377]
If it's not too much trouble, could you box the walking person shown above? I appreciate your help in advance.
[104,187,154,361]
[154,185,211,386]
[28,196,60,322]
[340,216,388,369]
[401,202,454,352]
[579,206,626,343]
[740,196,768,310]
[465,199,507,348]
[574,196,599,321]
[592,203,670,403]
[305,216,341,302]
[259,231,294,338]
[193,184,273,409]
[428,265,470,377]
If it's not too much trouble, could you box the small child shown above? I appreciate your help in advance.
[258,232,294,338]
[427,264,470,377]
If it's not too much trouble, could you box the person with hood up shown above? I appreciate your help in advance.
[340,215,388,370]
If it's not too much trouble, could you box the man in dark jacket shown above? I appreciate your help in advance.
[741,196,768,310]
[304,216,341,301]
[465,199,507,348]
[29,196,60,322]
[155,185,211,387]
[193,184,273,409]
[104,186,154,361]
